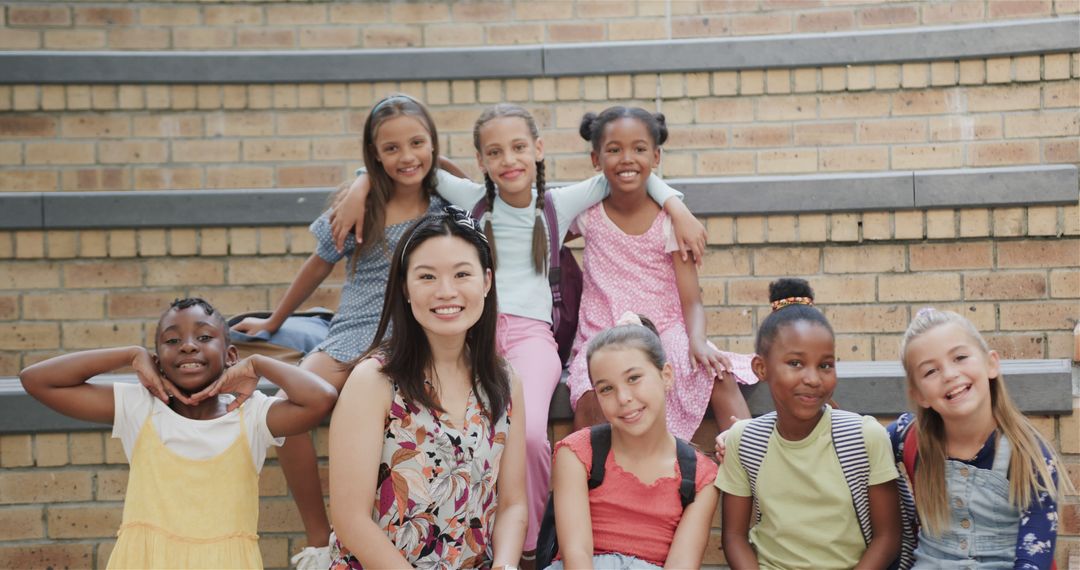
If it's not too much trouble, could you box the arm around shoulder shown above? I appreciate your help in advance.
[328,358,411,567]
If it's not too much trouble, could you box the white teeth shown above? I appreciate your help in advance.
[945,385,969,400]
[617,171,638,179]
[178,363,202,369]
[434,307,462,315]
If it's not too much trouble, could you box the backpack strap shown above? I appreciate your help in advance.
[737,411,776,524]
[830,407,873,546]
[588,423,612,489]
[902,420,918,487]
[892,416,919,570]
[469,196,489,222]
[675,438,698,508]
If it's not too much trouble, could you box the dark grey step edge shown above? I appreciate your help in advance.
[1,165,1075,230]
[1,18,1076,84]
[0,359,1072,434]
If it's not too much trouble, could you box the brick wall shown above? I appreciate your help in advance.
[2,0,1076,50]
[1,409,1076,568]
[0,53,1077,192]
[1,0,1077,566]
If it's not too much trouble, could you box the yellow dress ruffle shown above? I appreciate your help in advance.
[107,407,263,569]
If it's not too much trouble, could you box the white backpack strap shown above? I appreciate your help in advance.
[737,412,777,524]
[830,408,873,545]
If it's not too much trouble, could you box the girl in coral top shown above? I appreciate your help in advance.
[550,314,720,569]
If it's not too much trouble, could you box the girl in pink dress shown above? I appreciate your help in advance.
[568,106,757,441]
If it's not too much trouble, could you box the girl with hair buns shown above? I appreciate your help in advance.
[332,103,703,558]
[888,308,1072,569]
[568,105,757,442]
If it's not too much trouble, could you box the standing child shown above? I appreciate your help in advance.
[19,298,337,569]
[568,106,755,441]
[548,313,720,569]
[230,93,447,566]
[331,103,703,558]
[327,207,527,568]
[717,279,902,569]
[890,308,1072,569]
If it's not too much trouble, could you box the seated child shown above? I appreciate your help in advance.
[19,297,337,569]
[716,279,902,569]
[548,312,720,569]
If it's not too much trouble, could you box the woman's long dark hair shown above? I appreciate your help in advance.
[353,207,510,422]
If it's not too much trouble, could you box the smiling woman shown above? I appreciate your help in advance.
[327,207,528,569]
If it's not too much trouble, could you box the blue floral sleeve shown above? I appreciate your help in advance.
[1012,445,1059,570]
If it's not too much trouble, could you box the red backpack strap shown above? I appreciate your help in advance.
[902,422,918,492]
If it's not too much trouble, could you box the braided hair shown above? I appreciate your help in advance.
[472,103,548,275]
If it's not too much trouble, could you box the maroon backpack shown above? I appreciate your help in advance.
[471,194,582,365]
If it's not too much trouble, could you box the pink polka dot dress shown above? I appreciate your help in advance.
[567,202,758,440]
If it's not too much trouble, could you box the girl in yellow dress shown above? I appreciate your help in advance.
[19,297,337,569]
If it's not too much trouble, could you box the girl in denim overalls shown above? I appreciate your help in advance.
[890,309,1074,569]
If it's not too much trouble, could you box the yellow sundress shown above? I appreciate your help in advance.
[106,405,262,569]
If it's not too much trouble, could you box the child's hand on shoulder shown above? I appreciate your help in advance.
[329,176,368,252]
[689,338,732,381]
[190,355,260,412]
[131,347,193,405]
[669,206,708,267]
[714,418,737,463]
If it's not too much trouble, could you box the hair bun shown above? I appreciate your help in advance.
[768,278,814,304]
[579,112,598,141]
[653,112,669,146]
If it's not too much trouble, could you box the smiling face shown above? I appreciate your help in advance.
[754,320,836,438]
[155,305,237,393]
[476,116,543,206]
[905,322,999,423]
[592,117,661,195]
[372,115,435,190]
[589,346,672,437]
[404,234,492,340]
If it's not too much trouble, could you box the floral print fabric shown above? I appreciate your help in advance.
[330,381,511,569]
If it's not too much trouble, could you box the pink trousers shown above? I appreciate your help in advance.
[496,313,562,551]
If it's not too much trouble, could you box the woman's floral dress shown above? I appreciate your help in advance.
[330,380,511,569]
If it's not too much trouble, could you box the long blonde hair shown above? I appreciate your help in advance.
[900,309,1073,536]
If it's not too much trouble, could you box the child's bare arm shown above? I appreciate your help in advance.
[552,444,595,569]
[19,346,173,424]
[193,354,336,438]
[437,155,468,179]
[330,173,371,251]
[854,481,901,570]
[662,197,707,266]
[491,374,528,566]
[673,253,732,380]
[720,492,760,570]
[231,254,334,336]
[329,360,412,567]
[665,484,719,569]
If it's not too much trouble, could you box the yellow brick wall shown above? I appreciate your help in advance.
[1,407,1076,569]
[1,211,1078,374]
[0,53,1077,191]
[1,0,1077,50]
